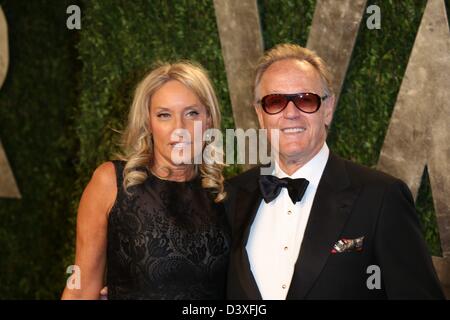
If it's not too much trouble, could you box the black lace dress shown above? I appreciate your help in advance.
[107,160,230,299]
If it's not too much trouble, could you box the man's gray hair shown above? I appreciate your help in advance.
[253,43,333,100]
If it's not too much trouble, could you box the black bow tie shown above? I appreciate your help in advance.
[259,175,309,204]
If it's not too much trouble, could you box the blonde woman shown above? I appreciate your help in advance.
[62,62,230,299]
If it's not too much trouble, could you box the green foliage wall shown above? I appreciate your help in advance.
[0,0,80,298]
[0,0,443,298]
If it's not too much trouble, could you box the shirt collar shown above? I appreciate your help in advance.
[273,142,330,185]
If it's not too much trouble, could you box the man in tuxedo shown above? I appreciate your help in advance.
[225,43,444,299]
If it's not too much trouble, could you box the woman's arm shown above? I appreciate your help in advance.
[61,162,117,299]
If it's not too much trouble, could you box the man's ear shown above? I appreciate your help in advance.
[254,103,265,129]
[324,94,336,127]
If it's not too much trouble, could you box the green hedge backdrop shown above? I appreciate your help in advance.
[0,0,445,298]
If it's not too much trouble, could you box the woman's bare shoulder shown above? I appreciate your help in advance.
[79,162,118,217]
[91,161,117,188]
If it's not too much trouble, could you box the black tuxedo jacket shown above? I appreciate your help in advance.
[225,153,444,299]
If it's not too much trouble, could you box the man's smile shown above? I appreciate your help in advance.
[280,126,306,134]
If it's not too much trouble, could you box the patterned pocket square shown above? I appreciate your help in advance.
[331,236,364,253]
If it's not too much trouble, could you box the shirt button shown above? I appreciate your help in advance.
[284,246,288,251]
[282,284,287,289]
[287,210,292,215]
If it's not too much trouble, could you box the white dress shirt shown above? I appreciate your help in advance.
[246,142,330,300]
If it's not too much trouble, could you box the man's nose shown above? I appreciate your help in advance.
[283,101,301,119]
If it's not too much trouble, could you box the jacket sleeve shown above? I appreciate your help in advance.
[374,179,445,299]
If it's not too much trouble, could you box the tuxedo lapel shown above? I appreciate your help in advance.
[287,153,361,299]
[231,170,264,299]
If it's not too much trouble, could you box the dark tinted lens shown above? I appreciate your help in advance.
[293,93,320,113]
[262,94,288,114]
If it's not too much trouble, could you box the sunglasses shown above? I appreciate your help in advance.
[259,92,329,115]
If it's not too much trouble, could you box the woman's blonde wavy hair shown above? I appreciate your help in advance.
[116,61,226,202]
